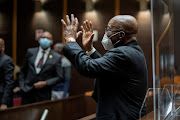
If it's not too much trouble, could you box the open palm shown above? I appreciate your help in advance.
[81,20,94,51]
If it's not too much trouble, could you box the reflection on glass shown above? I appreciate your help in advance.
[140,0,177,119]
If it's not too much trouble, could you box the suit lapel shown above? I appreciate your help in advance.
[31,48,39,74]
[39,50,54,74]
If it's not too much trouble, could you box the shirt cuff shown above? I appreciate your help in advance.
[86,47,96,56]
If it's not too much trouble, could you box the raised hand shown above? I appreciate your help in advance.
[61,14,82,43]
[81,20,95,52]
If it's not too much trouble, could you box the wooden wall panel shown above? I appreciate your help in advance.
[17,0,63,65]
[0,0,13,57]
[120,0,153,87]
[174,0,180,75]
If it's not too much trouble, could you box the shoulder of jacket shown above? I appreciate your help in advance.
[50,50,62,59]
[28,47,38,52]
[1,54,14,65]
[3,54,13,60]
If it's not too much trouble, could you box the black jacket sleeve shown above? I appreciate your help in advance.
[62,42,127,78]
[1,58,15,105]
[90,51,102,59]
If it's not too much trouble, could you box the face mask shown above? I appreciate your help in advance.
[40,38,51,49]
[101,32,121,50]
[101,34,114,50]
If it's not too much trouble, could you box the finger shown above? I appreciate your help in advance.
[77,31,82,38]
[75,17,79,28]
[61,19,67,28]
[71,14,75,25]
[66,15,71,25]
[89,33,95,42]
[83,20,88,32]
[89,21,93,32]
[85,20,90,31]
[81,25,85,33]
[86,20,91,31]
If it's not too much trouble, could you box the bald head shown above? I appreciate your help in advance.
[108,15,138,34]
[41,31,53,41]
[106,15,138,46]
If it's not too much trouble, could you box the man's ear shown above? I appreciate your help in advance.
[50,40,53,46]
[2,45,5,51]
[119,31,125,39]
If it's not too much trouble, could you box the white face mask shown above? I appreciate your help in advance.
[101,32,121,50]
[101,34,114,50]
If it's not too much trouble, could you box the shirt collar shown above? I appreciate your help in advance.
[0,51,4,56]
[39,46,51,53]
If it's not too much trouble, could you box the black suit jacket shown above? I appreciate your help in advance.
[63,41,148,120]
[19,47,63,94]
[0,53,15,105]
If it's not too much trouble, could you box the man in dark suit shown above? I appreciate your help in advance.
[0,38,15,109]
[19,31,63,105]
[61,14,148,119]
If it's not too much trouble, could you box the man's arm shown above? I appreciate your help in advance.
[18,49,30,92]
[63,42,127,78]
[1,58,15,108]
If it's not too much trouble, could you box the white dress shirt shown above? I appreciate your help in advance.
[86,47,96,56]
[34,46,51,74]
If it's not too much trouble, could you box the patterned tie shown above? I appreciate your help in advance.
[37,51,45,68]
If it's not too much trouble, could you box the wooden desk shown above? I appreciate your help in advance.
[139,111,155,120]
[0,94,96,120]
[78,113,96,120]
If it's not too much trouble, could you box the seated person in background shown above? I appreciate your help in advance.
[61,14,148,120]
[52,43,71,100]
[19,31,64,105]
[0,38,15,110]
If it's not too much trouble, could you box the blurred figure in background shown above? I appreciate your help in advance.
[19,31,64,105]
[0,38,15,109]
[52,43,71,100]
[13,65,21,107]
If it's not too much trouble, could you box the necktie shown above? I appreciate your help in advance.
[37,51,45,68]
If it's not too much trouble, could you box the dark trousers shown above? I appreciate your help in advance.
[21,88,51,105]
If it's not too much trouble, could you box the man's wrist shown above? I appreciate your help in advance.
[66,37,76,43]
[86,47,96,56]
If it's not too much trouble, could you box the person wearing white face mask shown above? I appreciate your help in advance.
[61,14,148,120]
[19,31,64,105]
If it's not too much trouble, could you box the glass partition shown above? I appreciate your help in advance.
[139,0,180,119]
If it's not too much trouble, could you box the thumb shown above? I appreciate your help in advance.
[76,31,82,38]
[89,33,95,42]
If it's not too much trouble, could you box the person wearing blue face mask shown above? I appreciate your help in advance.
[19,31,64,105]
[61,14,148,120]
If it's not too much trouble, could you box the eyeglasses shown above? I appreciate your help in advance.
[105,27,122,32]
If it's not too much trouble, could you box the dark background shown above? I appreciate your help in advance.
[1,0,179,96]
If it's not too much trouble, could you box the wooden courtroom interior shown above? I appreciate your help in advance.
[0,0,180,120]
